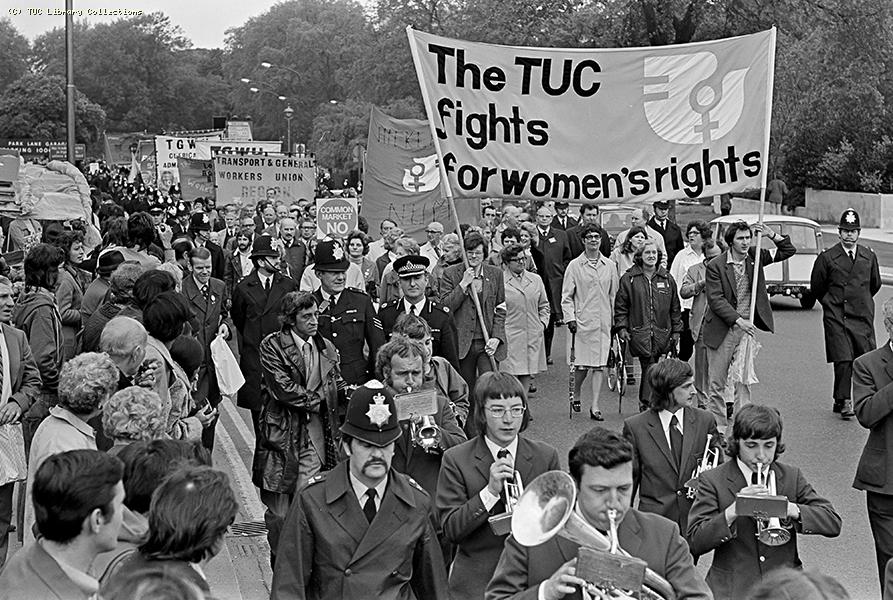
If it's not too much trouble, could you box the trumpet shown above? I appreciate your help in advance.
[488,470,524,536]
[411,415,441,453]
[684,434,722,499]
[511,471,675,600]
[755,463,791,547]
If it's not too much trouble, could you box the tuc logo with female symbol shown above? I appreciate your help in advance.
[643,51,749,145]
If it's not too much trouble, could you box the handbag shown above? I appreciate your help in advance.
[0,423,27,487]
[210,334,245,396]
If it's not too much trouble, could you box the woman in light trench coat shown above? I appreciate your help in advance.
[500,244,550,394]
[561,224,618,420]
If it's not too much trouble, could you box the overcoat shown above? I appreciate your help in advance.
[231,271,299,411]
[561,254,617,367]
[614,264,682,358]
[502,269,549,376]
[535,226,571,315]
[270,461,448,600]
[810,242,881,363]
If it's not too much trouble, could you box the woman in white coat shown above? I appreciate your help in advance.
[562,224,618,420]
[500,244,549,393]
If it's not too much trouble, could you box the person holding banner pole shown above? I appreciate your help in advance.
[703,220,795,433]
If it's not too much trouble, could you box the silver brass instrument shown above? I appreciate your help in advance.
[755,463,791,546]
[411,415,440,452]
[684,434,722,499]
[511,471,675,600]
[488,470,524,536]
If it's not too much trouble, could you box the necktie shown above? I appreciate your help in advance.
[751,471,759,485]
[669,415,683,468]
[200,284,209,299]
[264,277,271,292]
[849,250,855,262]
[363,488,377,523]
[409,304,416,316]
[495,449,511,508]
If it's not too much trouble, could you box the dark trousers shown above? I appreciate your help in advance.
[196,363,221,451]
[868,491,893,595]
[638,356,660,408]
[679,310,694,362]
[460,339,495,436]
[833,361,853,401]
[0,482,12,569]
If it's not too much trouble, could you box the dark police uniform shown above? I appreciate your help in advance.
[271,383,448,600]
[379,298,459,366]
[312,239,385,386]
[810,208,881,415]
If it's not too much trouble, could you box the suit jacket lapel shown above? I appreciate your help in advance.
[0,326,19,390]
[618,510,643,560]
[473,435,493,483]
[679,408,698,480]
[279,332,307,381]
[646,412,677,473]
[882,344,893,382]
[722,257,738,304]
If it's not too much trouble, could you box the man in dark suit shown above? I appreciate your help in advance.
[219,204,242,252]
[313,238,385,386]
[277,217,307,283]
[183,247,233,451]
[622,358,719,536]
[566,203,611,258]
[811,208,881,418]
[378,255,459,366]
[534,204,571,363]
[231,235,299,433]
[486,427,711,600]
[438,233,506,432]
[0,280,40,568]
[853,298,893,594]
[649,200,685,269]
[704,221,795,432]
[271,383,448,600]
[436,372,560,599]
[224,226,254,300]
[188,212,226,280]
[550,201,577,231]
[688,405,841,600]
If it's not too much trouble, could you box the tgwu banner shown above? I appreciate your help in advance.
[407,28,775,203]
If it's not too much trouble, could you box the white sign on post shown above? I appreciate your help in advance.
[316,197,358,240]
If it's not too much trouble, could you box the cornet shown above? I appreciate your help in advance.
[488,470,524,536]
[754,463,791,547]
[684,434,722,499]
[411,415,441,453]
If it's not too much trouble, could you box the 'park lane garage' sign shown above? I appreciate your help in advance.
[316,197,358,240]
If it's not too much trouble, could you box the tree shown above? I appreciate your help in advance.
[0,19,30,92]
[223,0,373,145]
[0,74,106,144]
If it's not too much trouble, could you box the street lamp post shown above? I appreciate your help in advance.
[283,105,295,154]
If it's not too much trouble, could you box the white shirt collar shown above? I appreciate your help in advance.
[322,289,340,305]
[658,407,685,438]
[403,297,427,315]
[349,471,388,509]
[258,271,273,286]
[483,434,519,463]
[736,457,763,484]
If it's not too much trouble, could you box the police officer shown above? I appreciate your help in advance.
[378,255,459,366]
[313,238,386,386]
[810,208,881,419]
[271,381,448,600]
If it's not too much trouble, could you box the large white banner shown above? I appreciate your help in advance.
[407,28,775,203]
[154,136,281,187]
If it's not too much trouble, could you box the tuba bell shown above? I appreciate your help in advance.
[755,463,791,546]
[511,471,676,600]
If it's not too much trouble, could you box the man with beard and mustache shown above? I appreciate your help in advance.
[271,381,448,600]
